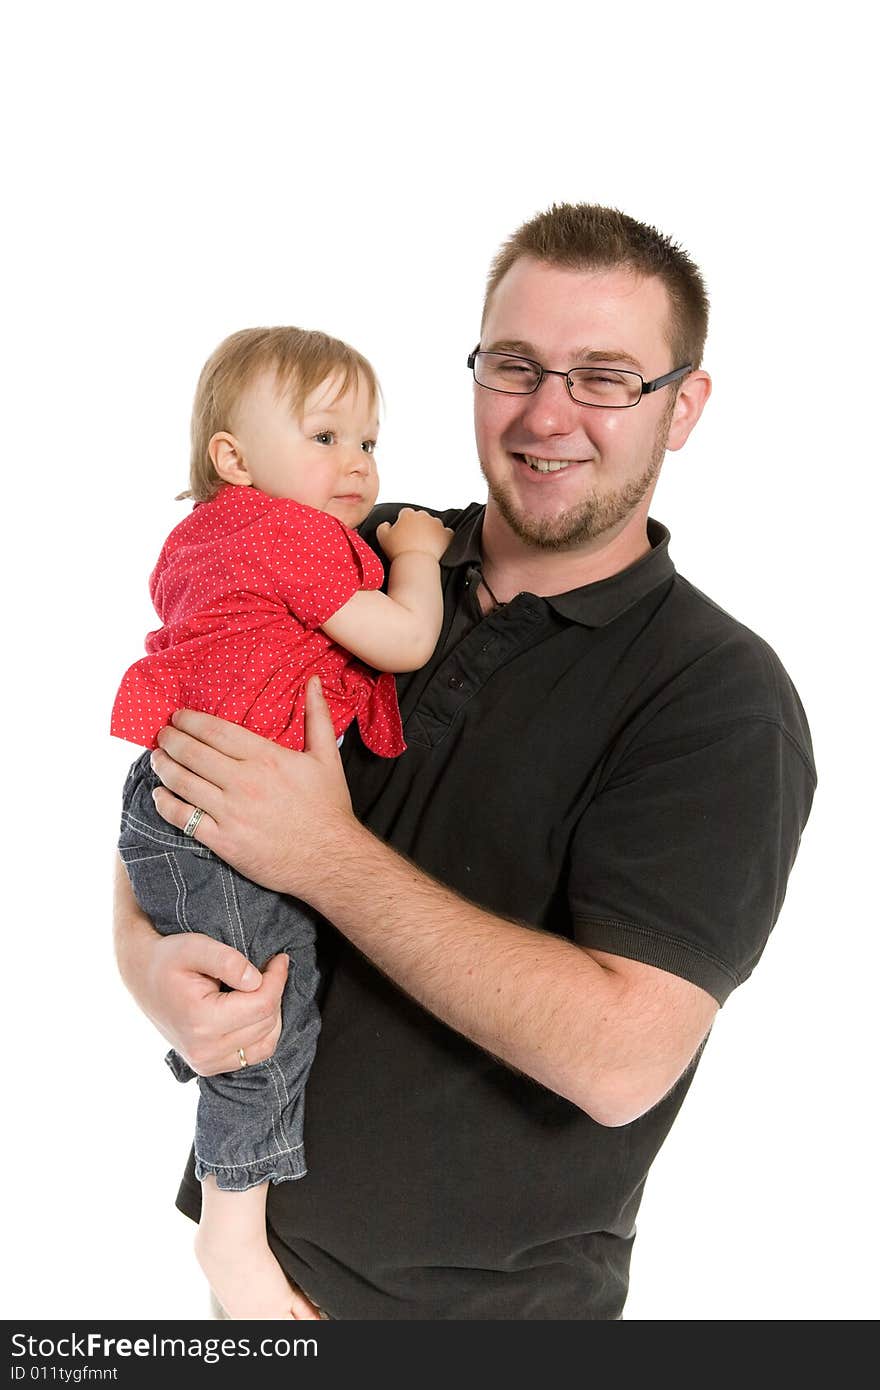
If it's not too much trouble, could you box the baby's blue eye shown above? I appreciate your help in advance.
[314,431,335,445]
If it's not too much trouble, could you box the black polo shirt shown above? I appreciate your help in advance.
[177,503,816,1319]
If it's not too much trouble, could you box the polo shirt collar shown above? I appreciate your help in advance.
[441,506,675,629]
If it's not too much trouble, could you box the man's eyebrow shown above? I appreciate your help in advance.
[484,339,540,357]
[575,347,643,370]
[485,339,643,370]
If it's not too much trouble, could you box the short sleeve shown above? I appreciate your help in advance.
[270,506,382,629]
[568,714,816,1004]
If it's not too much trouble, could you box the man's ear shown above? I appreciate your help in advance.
[666,370,712,453]
[208,432,253,486]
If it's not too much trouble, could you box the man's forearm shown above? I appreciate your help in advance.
[300,815,709,1125]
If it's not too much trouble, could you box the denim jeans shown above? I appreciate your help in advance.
[118,751,321,1192]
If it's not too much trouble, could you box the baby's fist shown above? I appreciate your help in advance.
[376,508,454,561]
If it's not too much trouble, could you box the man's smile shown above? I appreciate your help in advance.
[516,453,591,474]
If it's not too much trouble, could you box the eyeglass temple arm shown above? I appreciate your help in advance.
[641,364,693,394]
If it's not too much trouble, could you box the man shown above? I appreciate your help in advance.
[114,203,816,1320]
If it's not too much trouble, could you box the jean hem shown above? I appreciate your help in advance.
[194,1156,307,1192]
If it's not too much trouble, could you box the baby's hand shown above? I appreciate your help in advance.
[376,508,454,562]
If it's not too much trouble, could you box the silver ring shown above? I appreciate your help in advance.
[237,1047,248,1069]
[182,807,205,838]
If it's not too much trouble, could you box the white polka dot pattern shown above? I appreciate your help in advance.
[110,485,405,757]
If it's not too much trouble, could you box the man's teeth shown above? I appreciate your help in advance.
[523,455,577,473]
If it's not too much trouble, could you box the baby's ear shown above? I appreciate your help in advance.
[209,432,252,486]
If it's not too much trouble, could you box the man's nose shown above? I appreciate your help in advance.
[516,371,584,436]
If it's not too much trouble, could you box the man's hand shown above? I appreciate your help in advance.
[114,859,288,1075]
[150,679,352,899]
[376,507,454,562]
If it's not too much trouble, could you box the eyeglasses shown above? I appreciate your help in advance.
[467,349,693,409]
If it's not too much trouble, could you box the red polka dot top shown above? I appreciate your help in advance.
[111,485,405,757]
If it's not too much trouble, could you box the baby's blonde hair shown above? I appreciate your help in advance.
[183,326,381,502]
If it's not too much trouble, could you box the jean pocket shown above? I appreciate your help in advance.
[118,842,206,936]
[119,805,215,859]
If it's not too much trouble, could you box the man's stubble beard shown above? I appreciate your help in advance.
[480,398,675,553]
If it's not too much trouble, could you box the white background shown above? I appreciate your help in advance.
[3,0,876,1322]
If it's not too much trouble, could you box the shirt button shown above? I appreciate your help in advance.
[447,674,464,690]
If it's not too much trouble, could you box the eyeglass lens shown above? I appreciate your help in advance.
[474,353,643,407]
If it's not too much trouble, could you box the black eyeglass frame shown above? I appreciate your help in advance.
[467,348,693,408]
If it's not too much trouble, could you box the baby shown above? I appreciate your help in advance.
[112,327,452,1319]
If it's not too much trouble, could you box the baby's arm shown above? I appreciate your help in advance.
[321,508,453,672]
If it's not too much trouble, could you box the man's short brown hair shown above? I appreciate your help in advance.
[482,203,709,370]
[184,326,381,502]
